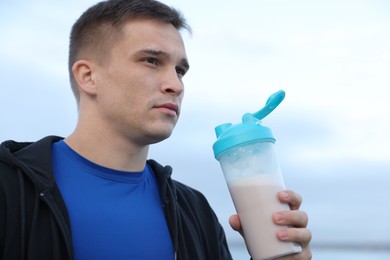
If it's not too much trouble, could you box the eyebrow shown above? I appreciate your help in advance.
[136,48,190,71]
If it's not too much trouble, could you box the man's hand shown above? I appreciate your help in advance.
[229,190,312,259]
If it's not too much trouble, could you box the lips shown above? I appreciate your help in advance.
[154,103,179,115]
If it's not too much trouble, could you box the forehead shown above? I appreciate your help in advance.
[115,19,187,59]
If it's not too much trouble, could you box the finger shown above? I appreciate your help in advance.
[278,190,302,210]
[273,210,309,228]
[274,246,312,260]
[228,214,243,235]
[276,227,312,247]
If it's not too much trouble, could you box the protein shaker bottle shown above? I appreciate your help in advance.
[212,90,302,260]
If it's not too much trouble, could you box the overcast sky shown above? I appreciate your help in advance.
[1,0,389,253]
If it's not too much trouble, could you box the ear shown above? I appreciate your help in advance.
[72,60,97,96]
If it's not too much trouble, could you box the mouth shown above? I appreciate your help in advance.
[154,103,179,116]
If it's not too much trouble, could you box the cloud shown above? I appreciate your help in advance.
[1,0,390,247]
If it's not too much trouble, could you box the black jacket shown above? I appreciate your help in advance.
[0,136,232,260]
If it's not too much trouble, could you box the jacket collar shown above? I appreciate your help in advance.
[0,136,176,196]
[0,135,64,192]
[147,159,175,203]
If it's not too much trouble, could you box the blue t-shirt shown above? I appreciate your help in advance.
[51,140,174,260]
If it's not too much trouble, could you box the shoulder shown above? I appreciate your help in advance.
[0,160,20,192]
[172,179,217,218]
[0,138,23,188]
[147,159,217,217]
[173,180,208,203]
[0,135,64,191]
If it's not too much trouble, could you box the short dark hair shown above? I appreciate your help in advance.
[68,0,191,102]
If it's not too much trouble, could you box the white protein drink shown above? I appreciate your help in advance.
[228,174,302,260]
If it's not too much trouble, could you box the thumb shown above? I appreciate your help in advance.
[229,214,244,237]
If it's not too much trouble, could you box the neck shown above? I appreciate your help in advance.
[65,125,149,172]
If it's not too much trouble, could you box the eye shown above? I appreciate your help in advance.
[176,66,187,78]
[144,57,158,65]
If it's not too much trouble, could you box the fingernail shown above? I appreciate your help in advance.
[278,229,288,240]
[274,213,284,222]
[281,191,289,200]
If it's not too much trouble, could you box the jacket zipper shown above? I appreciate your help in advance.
[163,181,179,259]
[39,191,73,259]
[17,170,26,260]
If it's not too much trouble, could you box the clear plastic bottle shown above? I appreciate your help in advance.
[213,90,302,260]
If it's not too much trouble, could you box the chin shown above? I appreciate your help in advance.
[147,127,175,144]
[148,133,172,145]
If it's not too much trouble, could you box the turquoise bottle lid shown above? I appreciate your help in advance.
[212,90,285,159]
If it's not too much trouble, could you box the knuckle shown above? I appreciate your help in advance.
[287,210,305,226]
[301,211,309,227]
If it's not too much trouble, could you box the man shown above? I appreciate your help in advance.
[0,0,312,259]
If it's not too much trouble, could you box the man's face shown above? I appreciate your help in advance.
[93,19,189,146]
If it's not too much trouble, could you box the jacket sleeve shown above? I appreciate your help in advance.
[0,162,23,259]
[0,171,5,256]
[212,207,234,260]
[174,181,233,259]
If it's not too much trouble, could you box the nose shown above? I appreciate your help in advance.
[161,69,184,96]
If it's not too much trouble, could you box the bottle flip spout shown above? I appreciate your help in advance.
[242,90,285,125]
[213,90,286,159]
